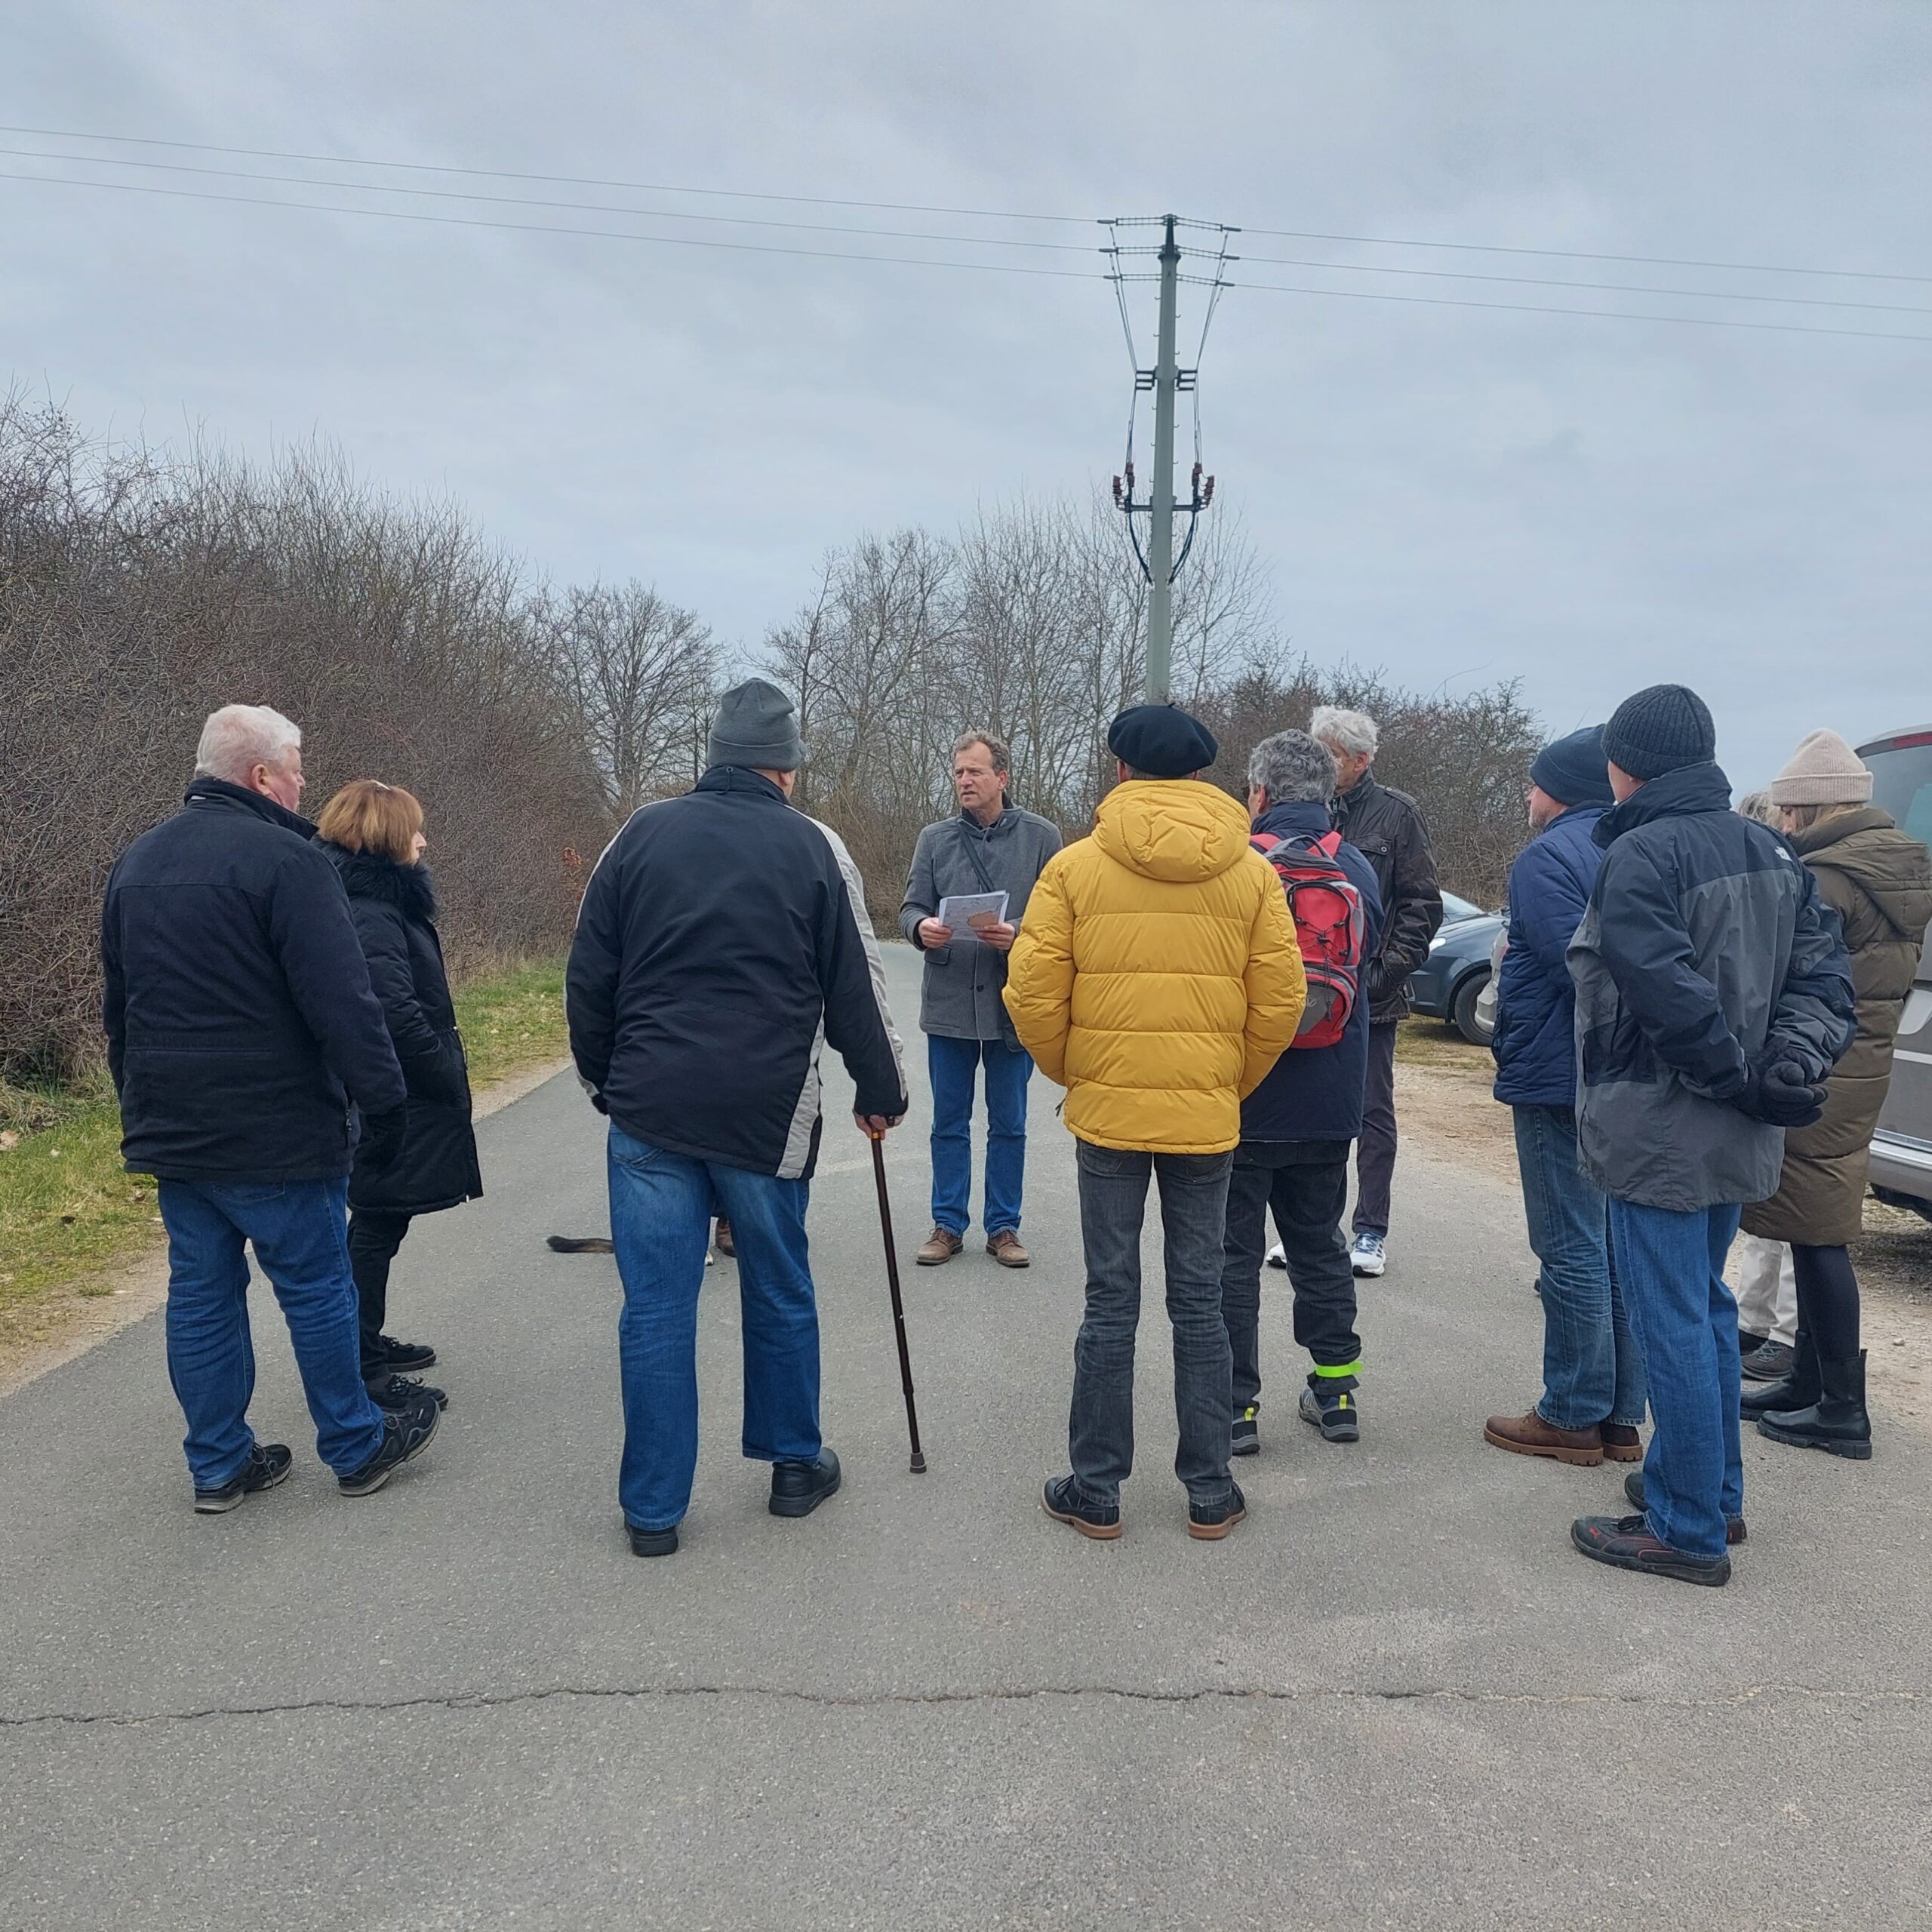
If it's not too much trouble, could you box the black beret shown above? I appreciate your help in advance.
[1107,703,1220,780]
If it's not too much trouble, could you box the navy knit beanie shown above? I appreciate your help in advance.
[1528,725,1614,808]
[1603,685,1716,782]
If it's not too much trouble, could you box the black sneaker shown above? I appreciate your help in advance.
[368,1372,448,1412]
[365,1334,437,1374]
[1188,1483,1247,1541]
[1571,1513,1731,1586]
[1041,1474,1121,1540]
[1299,1384,1361,1443]
[628,1523,679,1558]
[769,1447,841,1518]
[1623,1470,1746,1545]
[1231,1405,1260,1457]
[338,1396,441,1497]
[193,1443,293,1514]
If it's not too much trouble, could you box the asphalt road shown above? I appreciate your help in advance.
[5,945,1929,1930]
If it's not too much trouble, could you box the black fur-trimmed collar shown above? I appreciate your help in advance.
[319,841,438,919]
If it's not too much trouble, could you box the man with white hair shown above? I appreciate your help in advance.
[1309,705,1444,1279]
[101,704,440,1512]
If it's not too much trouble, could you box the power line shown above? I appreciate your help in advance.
[0,168,1107,281]
[1239,223,1932,290]
[1240,248,1932,318]
[0,143,1093,255]
[0,122,1091,228]
[2,165,1927,344]
[6,121,1927,290]
[1230,276,1932,344]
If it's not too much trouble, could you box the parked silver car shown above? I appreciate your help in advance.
[1861,725,1932,1218]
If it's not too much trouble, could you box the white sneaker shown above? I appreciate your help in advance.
[1265,1242,1287,1270]
[1350,1232,1386,1278]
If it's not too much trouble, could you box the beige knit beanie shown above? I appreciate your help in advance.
[1770,728,1872,806]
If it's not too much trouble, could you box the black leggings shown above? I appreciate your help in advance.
[1792,1241,1860,1361]
[347,1210,414,1367]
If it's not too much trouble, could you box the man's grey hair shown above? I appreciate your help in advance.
[195,704,302,784]
[1309,705,1379,760]
[1247,728,1337,805]
[953,729,1011,774]
[1737,788,1780,827]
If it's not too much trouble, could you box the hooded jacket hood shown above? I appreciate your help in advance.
[1792,808,1932,942]
[1093,780,1252,885]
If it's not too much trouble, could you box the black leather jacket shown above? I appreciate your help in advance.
[1331,772,1444,1023]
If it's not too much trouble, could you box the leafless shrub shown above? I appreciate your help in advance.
[0,394,608,1080]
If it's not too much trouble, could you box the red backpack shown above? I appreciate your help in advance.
[1251,830,1366,1050]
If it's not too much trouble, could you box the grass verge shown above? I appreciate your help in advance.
[0,956,569,1327]
[1395,1015,1495,1076]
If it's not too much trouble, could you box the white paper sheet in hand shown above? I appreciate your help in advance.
[937,891,1009,943]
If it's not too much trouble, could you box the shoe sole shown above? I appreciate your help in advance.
[1300,1406,1359,1444]
[1231,1439,1259,1457]
[1600,1439,1644,1463]
[1740,1362,1795,1383]
[769,1469,842,1518]
[1755,1419,1873,1460]
[1265,1256,1287,1270]
[1352,1263,1385,1278]
[1041,1494,1122,1540]
[1188,1506,1247,1541]
[1569,1521,1731,1586]
[986,1251,1031,1268]
[338,1404,441,1497]
[194,1457,293,1514]
[916,1248,961,1266]
[1483,1424,1604,1467]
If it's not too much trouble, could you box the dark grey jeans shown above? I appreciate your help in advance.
[1351,1020,1399,1237]
[1067,1140,1237,1506]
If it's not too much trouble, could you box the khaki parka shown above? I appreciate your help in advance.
[1743,807,1932,1245]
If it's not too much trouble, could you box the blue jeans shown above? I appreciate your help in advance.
[157,1177,385,1485]
[1609,1197,1744,1561]
[1512,1106,1646,1432]
[928,1033,1032,1237]
[1068,1141,1236,1506]
[608,1127,822,1532]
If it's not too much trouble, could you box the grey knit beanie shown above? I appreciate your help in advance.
[1770,728,1872,807]
[706,678,804,772]
[1603,684,1716,782]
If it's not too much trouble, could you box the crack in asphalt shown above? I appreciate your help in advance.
[3,1679,1925,1731]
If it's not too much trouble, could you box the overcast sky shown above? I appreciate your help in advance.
[6,2,1928,786]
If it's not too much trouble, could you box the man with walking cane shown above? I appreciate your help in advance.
[567,679,909,1559]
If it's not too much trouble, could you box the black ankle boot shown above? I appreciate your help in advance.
[1758,1350,1872,1460]
[1740,1326,1820,1421]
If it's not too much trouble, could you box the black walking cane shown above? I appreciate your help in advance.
[868,1127,928,1473]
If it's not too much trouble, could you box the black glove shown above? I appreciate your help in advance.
[358,1105,410,1173]
[1735,1057,1827,1128]
[588,1089,610,1116]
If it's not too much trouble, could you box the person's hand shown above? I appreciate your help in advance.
[855,1112,906,1137]
[587,1089,610,1116]
[979,921,1017,953]
[358,1105,410,1173]
[917,918,953,949]
[1736,1057,1827,1128]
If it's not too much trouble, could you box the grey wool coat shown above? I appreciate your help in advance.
[899,807,1063,1043]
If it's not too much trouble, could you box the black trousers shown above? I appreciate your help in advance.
[1219,1140,1361,1413]
[1792,1241,1860,1361]
[347,1209,414,1371]
[1352,1021,1399,1236]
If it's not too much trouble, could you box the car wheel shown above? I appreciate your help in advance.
[1452,970,1492,1047]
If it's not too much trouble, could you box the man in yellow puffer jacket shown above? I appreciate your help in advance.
[1005,703,1304,1543]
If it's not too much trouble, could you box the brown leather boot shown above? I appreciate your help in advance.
[986,1231,1030,1269]
[1483,1409,1604,1466]
[1598,1423,1644,1463]
[915,1226,964,1266]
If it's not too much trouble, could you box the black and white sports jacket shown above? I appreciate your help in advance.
[566,765,908,1179]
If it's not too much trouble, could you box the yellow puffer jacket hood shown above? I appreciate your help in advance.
[1003,780,1306,1154]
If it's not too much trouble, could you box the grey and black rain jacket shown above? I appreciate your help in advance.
[1567,761,1855,1212]
[567,765,908,1180]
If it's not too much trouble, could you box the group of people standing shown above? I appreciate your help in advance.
[102,678,1927,1592]
[1484,691,1929,1583]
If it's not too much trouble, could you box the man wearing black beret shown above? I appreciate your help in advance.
[1004,703,1306,1543]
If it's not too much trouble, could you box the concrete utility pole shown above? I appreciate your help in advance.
[1106,213,1230,706]
[1144,214,1181,705]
